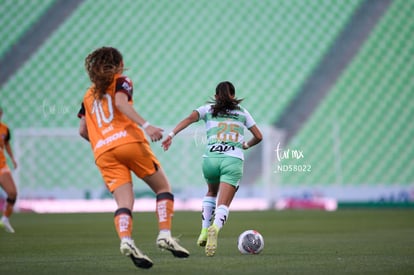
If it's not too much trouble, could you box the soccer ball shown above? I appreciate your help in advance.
[237,230,264,254]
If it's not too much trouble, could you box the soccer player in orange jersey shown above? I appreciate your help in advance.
[0,107,18,233]
[77,47,189,269]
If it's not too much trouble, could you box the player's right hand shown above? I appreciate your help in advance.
[145,125,164,142]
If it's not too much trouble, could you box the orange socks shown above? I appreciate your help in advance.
[113,193,174,240]
[114,208,133,240]
[156,192,174,231]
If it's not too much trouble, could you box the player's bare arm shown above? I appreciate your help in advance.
[114,92,163,142]
[242,125,263,150]
[4,141,17,169]
[162,110,199,151]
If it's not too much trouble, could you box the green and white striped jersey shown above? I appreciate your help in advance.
[196,104,256,160]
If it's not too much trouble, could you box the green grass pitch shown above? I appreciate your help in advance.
[0,209,413,274]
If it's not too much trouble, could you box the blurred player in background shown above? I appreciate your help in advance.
[77,47,189,269]
[0,107,18,233]
[162,81,262,256]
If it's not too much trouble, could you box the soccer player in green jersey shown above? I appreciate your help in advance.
[162,81,262,256]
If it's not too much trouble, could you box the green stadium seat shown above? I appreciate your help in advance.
[0,0,55,58]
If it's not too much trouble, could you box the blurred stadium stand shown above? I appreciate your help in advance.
[0,0,83,84]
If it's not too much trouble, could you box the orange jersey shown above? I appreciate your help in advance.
[0,122,10,166]
[78,74,146,160]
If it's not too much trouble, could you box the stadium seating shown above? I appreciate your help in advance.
[0,0,55,58]
[280,0,414,188]
[1,0,361,127]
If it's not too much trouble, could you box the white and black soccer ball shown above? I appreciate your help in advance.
[237,230,264,254]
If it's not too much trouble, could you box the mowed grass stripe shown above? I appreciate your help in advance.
[0,210,413,274]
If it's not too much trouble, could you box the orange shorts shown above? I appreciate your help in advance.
[0,161,10,175]
[95,142,161,193]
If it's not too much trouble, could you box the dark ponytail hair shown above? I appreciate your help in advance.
[209,81,243,117]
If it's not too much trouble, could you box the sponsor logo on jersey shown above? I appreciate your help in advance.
[94,130,127,150]
[209,144,235,153]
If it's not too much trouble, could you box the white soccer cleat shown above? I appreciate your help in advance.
[0,217,15,233]
[120,239,153,269]
[156,233,190,258]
